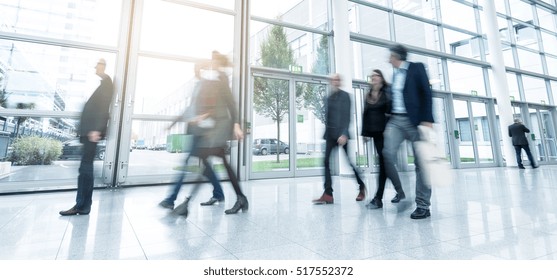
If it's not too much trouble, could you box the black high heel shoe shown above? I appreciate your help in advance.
[224,195,248,214]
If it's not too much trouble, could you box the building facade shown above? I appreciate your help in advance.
[0,0,555,193]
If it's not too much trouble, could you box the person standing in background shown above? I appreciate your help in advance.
[508,118,538,169]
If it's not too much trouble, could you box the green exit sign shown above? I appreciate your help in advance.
[289,65,302,73]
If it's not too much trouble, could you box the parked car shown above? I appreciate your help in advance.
[60,139,106,160]
[253,138,289,155]
[153,143,167,151]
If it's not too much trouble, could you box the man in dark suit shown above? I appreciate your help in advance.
[508,118,538,169]
[60,58,114,216]
[383,44,434,219]
[312,74,366,204]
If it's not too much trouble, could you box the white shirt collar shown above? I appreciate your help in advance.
[398,61,410,71]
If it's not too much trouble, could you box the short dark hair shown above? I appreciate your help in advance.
[389,44,407,61]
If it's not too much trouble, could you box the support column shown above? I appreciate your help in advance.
[483,0,516,167]
[332,0,357,175]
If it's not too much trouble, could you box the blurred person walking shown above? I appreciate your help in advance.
[172,52,247,217]
[312,73,366,204]
[383,44,434,219]
[158,62,226,210]
[361,69,404,209]
[60,58,114,216]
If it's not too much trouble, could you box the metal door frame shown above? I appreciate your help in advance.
[528,105,557,164]
[452,94,499,168]
[248,67,330,180]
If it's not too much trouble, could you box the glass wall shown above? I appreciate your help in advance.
[140,1,235,57]
[393,15,440,51]
[1,0,557,193]
[393,0,437,21]
[352,43,391,81]
[506,72,521,101]
[439,0,477,32]
[350,3,390,40]
[522,75,549,104]
[447,61,486,96]
[0,0,122,193]
[0,0,122,46]
[123,0,237,185]
[251,0,329,31]
[349,0,556,171]
[443,27,483,61]
[516,48,543,73]
[249,0,330,75]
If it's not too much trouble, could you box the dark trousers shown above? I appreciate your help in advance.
[199,147,244,197]
[367,132,388,200]
[75,139,97,210]
[514,144,536,167]
[184,147,244,201]
[164,136,225,203]
[323,137,364,196]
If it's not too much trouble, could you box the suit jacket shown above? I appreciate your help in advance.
[508,123,530,146]
[323,89,351,140]
[79,74,114,143]
[398,62,434,127]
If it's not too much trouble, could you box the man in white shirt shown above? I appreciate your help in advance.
[383,44,434,219]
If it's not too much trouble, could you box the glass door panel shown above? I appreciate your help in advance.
[122,57,203,184]
[541,110,557,162]
[529,108,557,163]
[454,99,476,164]
[126,120,183,183]
[353,86,377,173]
[116,0,238,186]
[250,76,291,175]
[295,81,326,173]
[529,108,544,163]
[471,102,494,163]
[433,97,451,163]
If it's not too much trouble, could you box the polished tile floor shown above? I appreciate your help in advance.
[1,165,557,260]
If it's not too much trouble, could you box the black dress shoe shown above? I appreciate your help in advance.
[518,165,526,169]
[391,193,406,203]
[59,206,90,216]
[200,197,224,206]
[410,208,431,219]
[366,198,383,209]
[532,165,539,169]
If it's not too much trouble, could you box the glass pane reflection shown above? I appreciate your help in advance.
[0,0,122,46]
